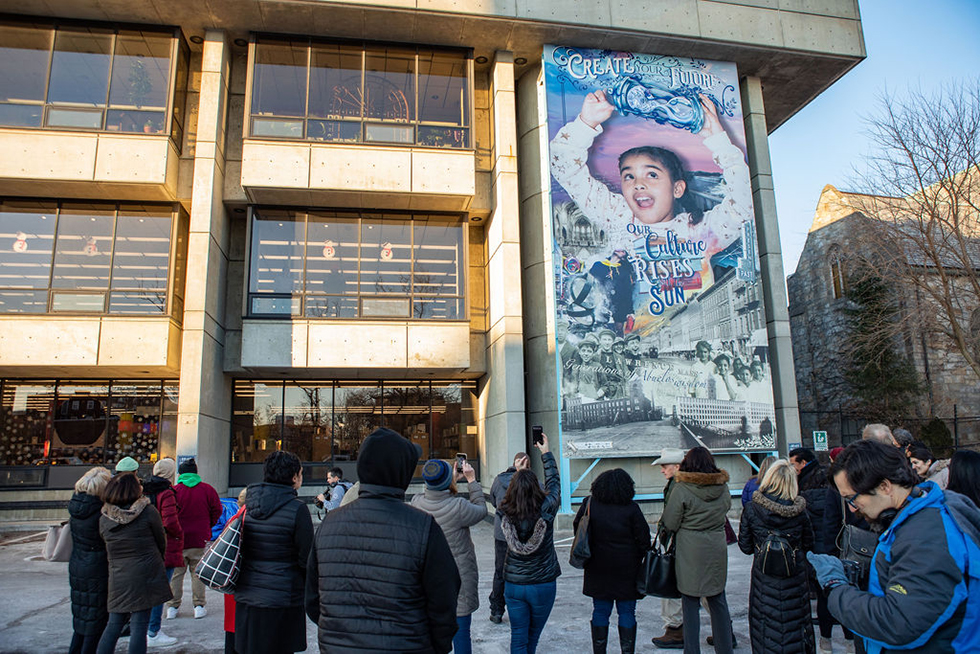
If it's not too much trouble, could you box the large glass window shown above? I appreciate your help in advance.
[231,380,476,473]
[0,20,184,145]
[0,200,178,315]
[0,379,176,467]
[249,209,465,320]
[250,38,471,148]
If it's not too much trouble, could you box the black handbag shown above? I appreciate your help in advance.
[569,497,591,569]
[838,523,877,589]
[637,531,681,598]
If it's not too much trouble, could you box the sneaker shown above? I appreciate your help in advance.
[193,605,207,619]
[146,631,177,648]
[489,614,503,624]
[164,607,177,620]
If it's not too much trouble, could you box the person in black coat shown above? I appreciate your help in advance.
[96,473,173,654]
[790,447,843,651]
[305,427,461,654]
[235,450,313,654]
[573,468,650,654]
[68,467,112,654]
[738,459,815,654]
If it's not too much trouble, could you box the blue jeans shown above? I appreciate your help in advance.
[453,614,472,654]
[97,609,151,654]
[591,598,637,628]
[504,581,557,654]
[147,567,174,637]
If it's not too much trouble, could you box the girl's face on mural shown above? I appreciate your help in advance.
[619,153,686,225]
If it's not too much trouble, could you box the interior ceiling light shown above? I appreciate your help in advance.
[189,35,204,44]
[475,56,488,64]
[515,57,528,65]
[234,38,248,47]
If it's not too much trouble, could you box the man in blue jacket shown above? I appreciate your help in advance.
[808,440,980,653]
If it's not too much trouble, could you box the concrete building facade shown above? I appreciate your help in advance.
[0,0,864,516]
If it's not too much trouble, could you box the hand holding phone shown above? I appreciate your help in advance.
[532,425,543,445]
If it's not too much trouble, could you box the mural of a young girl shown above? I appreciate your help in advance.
[549,89,753,275]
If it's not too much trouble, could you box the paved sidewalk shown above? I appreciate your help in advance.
[0,519,854,653]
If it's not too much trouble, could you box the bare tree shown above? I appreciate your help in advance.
[842,81,980,389]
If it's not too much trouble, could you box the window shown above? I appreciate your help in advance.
[249,38,471,148]
[248,208,465,320]
[0,20,186,147]
[0,379,177,467]
[231,380,476,468]
[829,245,846,300]
[0,200,178,315]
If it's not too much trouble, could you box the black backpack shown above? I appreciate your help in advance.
[758,529,797,577]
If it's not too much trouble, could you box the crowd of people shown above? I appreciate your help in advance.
[62,423,980,654]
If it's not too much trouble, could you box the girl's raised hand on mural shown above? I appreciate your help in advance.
[698,93,724,138]
[580,90,616,129]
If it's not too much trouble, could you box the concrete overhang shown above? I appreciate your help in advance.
[27,0,866,133]
[239,319,472,372]
[0,316,183,377]
[240,140,476,210]
[0,130,180,202]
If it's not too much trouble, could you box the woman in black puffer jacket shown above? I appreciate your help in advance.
[234,450,313,654]
[68,467,112,654]
[738,460,815,654]
[499,433,561,654]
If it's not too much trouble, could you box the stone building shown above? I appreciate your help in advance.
[788,184,980,445]
[0,0,865,518]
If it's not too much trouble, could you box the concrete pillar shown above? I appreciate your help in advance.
[515,64,570,510]
[176,31,233,492]
[740,76,801,455]
[479,51,527,483]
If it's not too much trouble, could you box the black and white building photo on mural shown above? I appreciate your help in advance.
[544,46,776,458]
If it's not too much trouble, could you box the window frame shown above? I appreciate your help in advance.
[244,34,474,150]
[245,207,468,321]
[0,199,182,317]
[0,17,187,153]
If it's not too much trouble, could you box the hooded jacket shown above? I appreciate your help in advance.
[305,428,461,654]
[827,483,980,653]
[174,474,222,550]
[797,460,836,555]
[739,492,815,653]
[235,481,312,609]
[573,495,650,601]
[926,459,950,490]
[68,491,108,635]
[501,452,562,586]
[411,480,487,616]
[141,475,183,568]
[99,497,173,613]
[661,469,731,597]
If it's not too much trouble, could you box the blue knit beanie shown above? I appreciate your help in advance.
[422,459,452,491]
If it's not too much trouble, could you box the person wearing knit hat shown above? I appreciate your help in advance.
[422,459,453,492]
[168,457,221,620]
[412,457,488,654]
[114,456,139,473]
[306,428,460,653]
[142,457,182,647]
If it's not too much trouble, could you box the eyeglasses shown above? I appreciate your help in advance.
[843,492,861,510]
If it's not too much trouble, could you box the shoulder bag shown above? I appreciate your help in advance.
[569,497,591,569]
[637,530,681,598]
[836,497,877,590]
[42,521,72,562]
[195,505,245,593]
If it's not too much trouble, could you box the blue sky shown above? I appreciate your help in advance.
[769,0,980,276]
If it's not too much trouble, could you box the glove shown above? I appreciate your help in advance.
[807,552,848,589]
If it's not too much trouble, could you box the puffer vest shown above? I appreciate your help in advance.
[235,484,305,608]
[312,484,438,653]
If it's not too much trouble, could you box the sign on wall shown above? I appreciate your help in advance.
[543,45,776,458]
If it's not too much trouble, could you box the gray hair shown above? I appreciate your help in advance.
[74,466,111,498]
[862,423,896,446]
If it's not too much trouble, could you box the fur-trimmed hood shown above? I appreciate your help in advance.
[752,491,807,517]
[101,496,150,525]
[928,458,950,476]
[674,470,729,486]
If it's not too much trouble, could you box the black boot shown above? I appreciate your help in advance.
[619,624,637,654]
[591,622,609,654]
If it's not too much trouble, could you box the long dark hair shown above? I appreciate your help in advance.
[498,469,546,523]
[591,468,635,505]
[948,449,980,508]
[680,446,720,474]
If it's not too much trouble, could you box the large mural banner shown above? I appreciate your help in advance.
[544,46,776,458]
